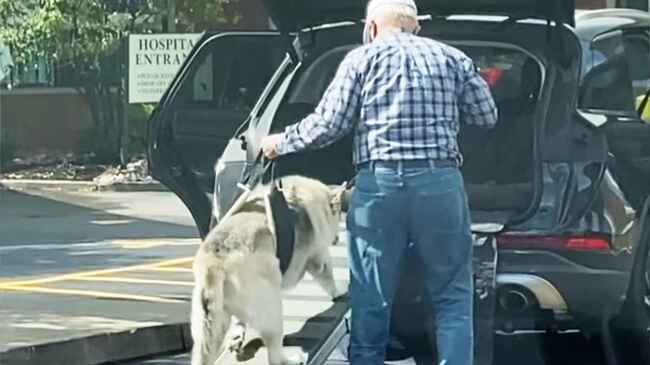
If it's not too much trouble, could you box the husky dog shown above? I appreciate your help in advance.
[191,175,347,365]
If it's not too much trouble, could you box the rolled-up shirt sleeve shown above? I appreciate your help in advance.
[458,58,498,128]
[276,52,362,155]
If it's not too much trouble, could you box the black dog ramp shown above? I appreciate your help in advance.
[214,245,350,365]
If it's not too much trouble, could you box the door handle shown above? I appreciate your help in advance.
[238,134,248,150]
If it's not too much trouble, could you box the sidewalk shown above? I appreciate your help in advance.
[1,158,168,193]
[0,178,168,192]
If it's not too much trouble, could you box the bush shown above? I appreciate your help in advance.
[0,135,17,170]
[127,103,156,155]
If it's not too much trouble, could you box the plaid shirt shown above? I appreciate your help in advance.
[276,31,498,166]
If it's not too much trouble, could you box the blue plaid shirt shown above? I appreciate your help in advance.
[276,31,497,166]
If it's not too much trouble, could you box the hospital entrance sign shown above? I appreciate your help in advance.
[129,33,201,104]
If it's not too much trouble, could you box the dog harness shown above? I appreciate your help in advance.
[264,177,296,275]
[235,154,297,275]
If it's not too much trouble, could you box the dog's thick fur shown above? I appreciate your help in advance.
[191,176,346,365]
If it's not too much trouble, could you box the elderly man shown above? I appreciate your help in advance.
[261,0,497,364]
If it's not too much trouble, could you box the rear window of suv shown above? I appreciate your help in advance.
[287,43,543,113]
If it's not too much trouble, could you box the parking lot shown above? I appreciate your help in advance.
[0,187,612,365]
[0,187,350,364]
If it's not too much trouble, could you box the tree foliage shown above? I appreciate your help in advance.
[172,0,242,32]
[0,0,242,67]
[2,0,150,67]
[0,0,242,162]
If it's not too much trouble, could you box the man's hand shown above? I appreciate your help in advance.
[261,133,283,160]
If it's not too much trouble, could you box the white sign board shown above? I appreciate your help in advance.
[129,33,201,104]
[0,43,13,81]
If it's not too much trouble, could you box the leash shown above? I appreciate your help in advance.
[219,151,271,222]
[344,177,356,190]
[218,151,273,223]
[238,151,274,190]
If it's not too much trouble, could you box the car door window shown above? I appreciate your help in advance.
[580,28,650,116]
[192,53,215,101]
[176,37,285,111]
[166,34,284,192]
[623,30,650,114]
[580,30,637,113]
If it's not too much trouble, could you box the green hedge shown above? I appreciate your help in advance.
[127,103,157,155]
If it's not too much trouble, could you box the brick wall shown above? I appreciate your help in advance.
[0,88,95,158]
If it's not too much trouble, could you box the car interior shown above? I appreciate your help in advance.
[170,35,286,190]
[269,43,543,216]
[580,29,650,210]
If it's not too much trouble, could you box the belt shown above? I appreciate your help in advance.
[357,159,458,171]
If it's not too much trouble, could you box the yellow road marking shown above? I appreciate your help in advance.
[142,267,194,273]
[113,238,199,249]
[71,276,194,287]
[0,257,194,287]
[90,219,135,225]
[0,285,183,304]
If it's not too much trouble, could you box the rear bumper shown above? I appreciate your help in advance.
[497,250,630,333]
[496,273,568,314]
[391,247,629,338]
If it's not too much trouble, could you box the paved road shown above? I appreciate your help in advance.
[0,188,200,356]
[0,187,609,365]
[0,187,350,365]
[0,188,198,278]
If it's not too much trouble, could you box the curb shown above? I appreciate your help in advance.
[0,322,191,365]
[0,179,169,193]
[98,181,170,192]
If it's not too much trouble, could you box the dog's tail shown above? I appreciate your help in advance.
[191,260,230,365]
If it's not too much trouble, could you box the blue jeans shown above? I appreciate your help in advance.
[347,160,474,365]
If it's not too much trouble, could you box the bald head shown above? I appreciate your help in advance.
[365,0,420,39]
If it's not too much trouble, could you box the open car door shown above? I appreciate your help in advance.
[148,32,284,237]
[603,197,650,365]
[579,28,650,210]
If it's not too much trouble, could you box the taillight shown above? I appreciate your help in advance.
[496,234,611,251]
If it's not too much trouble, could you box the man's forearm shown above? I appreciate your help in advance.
[275,123,305,156]
[276,113,346,155]
[274,52,360,156]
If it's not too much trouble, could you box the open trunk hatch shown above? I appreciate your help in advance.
[264,0,575,32]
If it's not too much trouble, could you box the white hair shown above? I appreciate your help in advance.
[366,0,419,33]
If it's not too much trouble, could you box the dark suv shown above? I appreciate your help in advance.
[147,1,650,363]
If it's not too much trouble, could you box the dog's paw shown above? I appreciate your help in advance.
[228,338,244,355]
[227,324,246,354]
[279,351,307,365]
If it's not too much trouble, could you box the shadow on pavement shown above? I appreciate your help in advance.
[0,189,198,278]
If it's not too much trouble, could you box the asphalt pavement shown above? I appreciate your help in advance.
[0,187,199,364]
[0,187,609,365]
[0,186,351,365]
[0,188,197,278]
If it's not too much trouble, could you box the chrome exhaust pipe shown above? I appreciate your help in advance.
[498,288,531,314]
[496,274,568,314]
